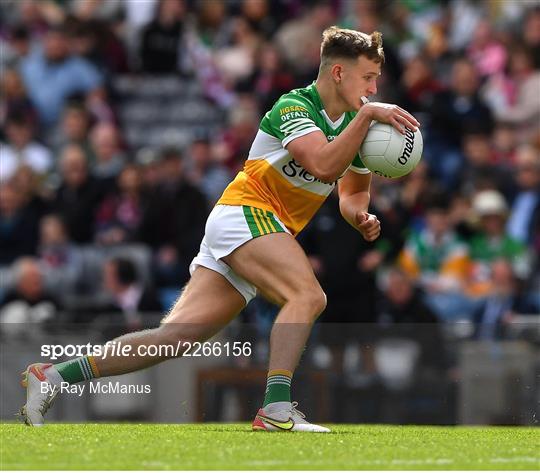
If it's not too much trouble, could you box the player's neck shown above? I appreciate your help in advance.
[314,77,349,121]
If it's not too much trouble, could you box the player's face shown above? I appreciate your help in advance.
[338,56,381,110]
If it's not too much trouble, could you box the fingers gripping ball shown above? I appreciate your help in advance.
[360,122,423,178]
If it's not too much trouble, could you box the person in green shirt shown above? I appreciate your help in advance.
[467,190,530,297]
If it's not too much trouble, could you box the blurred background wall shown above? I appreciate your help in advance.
[0,0,539,425]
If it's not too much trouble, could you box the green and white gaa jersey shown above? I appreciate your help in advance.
[218,82,369,235]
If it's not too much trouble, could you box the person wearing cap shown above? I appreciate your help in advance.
[466,190,529,297]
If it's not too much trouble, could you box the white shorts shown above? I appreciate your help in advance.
[189,204,290,303]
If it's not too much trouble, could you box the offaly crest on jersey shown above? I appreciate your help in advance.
[218,83,370,235]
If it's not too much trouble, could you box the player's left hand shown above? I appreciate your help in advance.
[354,212,381,242]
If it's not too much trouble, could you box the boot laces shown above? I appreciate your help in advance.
[291,401,306,419]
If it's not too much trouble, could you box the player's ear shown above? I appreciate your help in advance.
[331,63,343,84]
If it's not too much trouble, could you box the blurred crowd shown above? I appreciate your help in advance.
[0,0,539,344]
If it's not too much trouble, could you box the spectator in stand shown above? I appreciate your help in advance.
[0,68,36,132]
[139,148,208,289]
[274,1,335,84]
[458,131,512,198]
[0,182,41,266]
[0,2,46,44]
[10,165,50,219]
[51,101,93,157]
[421,23,455,84]
[4,25,33,66]
[394,161,432,226]
[135,149,162,193]
[68,17,129,75]
[0,114,52,183]
[18,24,104,127]
[217,96,260,172]
[53,144,103,244]
[493,48,540,142]
[398,192,472,321]
[428,58,493,188]
[379,268,438,325]
[8,0,65,37]
[140,0,186,73]
[398,55,443,116]
[492,123,518,165]
[467,190,530,298]
[98,257,161,333]
[0,257,61,326]
[473,259,535,340]
[240,0,277,40]
[466,19,507,79]
[506,145,540,249]
[236,42,295,113]
[186,138,231,206]
[215,17,261,86]
[37,214,83,297]
[367,182,411,259]
[193,0,233,49]
[95,164,148,245]
[447,191,475,242]
[181,0,236,108]
[89,122,126,182]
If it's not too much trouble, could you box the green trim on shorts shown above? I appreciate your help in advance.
[242,206,285,238]
[266,211,285,233]
[243,206,262,237]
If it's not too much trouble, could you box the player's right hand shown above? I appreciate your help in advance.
[361,102,420,134]
[354,212,381,242]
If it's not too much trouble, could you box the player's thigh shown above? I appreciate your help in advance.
[222,232,324,307]
[161,266,246,341]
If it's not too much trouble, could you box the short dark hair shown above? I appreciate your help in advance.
[320,26,384,66]
[5,112,30,128]
[112,258,138,285]
[160,146,183,161]
[47,23,69,36]
[424,190,451,213]
[191,138,210,147]
[11,25,29,41]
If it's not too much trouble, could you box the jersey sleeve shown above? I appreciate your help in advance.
[264,96,322,147]
[349,153,371,174]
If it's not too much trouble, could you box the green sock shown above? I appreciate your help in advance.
[263,369,292,407]
[54,356,100,384]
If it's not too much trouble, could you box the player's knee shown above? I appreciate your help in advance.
[297,287,327,320]
[313,289,327,317]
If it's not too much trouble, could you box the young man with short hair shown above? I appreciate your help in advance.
[21,27,419,431]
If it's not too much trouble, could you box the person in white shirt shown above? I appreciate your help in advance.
[0,115,52,183]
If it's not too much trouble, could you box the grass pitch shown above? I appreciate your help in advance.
[0,423,538,470]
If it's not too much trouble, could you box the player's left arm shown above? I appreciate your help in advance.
[338,170,380,242]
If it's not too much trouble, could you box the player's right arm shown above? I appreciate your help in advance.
[286,103,419,183]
